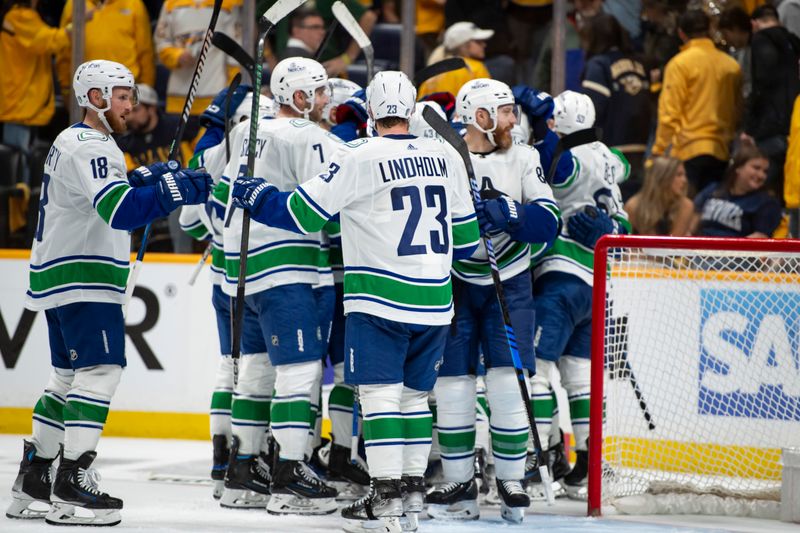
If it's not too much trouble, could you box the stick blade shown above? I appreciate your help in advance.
[263,0,309,25]
[539,465,556,505]
[212,31,256,74]
[413,57,466,87]
[332,1,371,49]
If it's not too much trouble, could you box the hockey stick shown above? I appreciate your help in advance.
[413,57,466,88]
[606,314,656,430]
[188,73,242,287]
[231,0,309,384]
[314,19,338,60]
[331,1,373,82]
[212,31,256,82]
[423,106,555,505]
[546,127,600,184]
[124,0,224,316]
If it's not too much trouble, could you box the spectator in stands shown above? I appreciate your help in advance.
[652,9,741,195]
[444,0,515,84]
[625,156,694,235]
[281,8,326,59]
[740,4,800,201]
[505,0,553,87]
[57,0,155,96]
[783,94,800,235]
[777,0,800,39]
[417,21,491,99]
[0,0,70,184]
[416,0,446,62]
[155,0,242,118]
[694,145,782,238]
[718,7,752,100]
[640,0,681,92]
[580,13,652,199]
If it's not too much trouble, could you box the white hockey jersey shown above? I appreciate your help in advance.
[26,124,133,310]
[222,117,343,296]
[533,141,631,286]
[285,134,480,325]
[452,143,560,285]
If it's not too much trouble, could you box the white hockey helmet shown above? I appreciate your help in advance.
[323,78,362,125]
[234,92,276,123]
[409,101,446,139]
[366,71,416,121]
[73,59,137,131]
[270,57,329,119]
[456,78,515,145]
[552,90,596,135]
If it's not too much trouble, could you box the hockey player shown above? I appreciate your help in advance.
[221,56,344,516]
[6,59,212,526]
[178,86,278,507]
[532,90,631,500]
[425,78,561,524]
[229,70,481,533]
[322,78,363,130]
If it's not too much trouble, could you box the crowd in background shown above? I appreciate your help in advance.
[0,0,797,251]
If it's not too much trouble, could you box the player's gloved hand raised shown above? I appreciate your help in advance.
[421,92,456,120]
[475,196,525,235]
[512,85,554,121]
[567,205,620,249]
[155,169,213,212]
[231,176,278,214]
[335,89,368,128]
[200,84,252,129]
[129,160,180,187]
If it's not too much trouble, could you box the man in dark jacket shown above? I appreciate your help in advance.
[742,4,800,199]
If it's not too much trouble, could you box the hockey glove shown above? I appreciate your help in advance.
[334,89,368,129]
[200,84,252,129]
[155,169,213,213]
[476,196,525,235]
[567,206,620,249]
[421,92,456,120]
[513,85,554,141]
[231,177,278,214]
[129,160,180,188]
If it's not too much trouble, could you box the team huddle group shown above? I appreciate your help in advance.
[6,51,630,533]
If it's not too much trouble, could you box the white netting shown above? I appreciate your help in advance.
[599,246,800,516]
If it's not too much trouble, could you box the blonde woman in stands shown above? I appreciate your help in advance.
[625,156,695,235]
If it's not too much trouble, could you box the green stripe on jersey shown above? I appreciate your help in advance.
[184,222,210,241]
[452,219,480,249]
[288,192,328,234]
[211,247,225,270]
[453,240,529,277]
[344,272,452,307]
[212,181,229,204]
[541,237,594,270]
[95,183,130,224]
[608,147,631,182]
[29,261,129,292]
[225,244,321,278]
[553,156,580,189]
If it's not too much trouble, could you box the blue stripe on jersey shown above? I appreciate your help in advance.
[223,239,319,258]
[225,266,320,284]
[343,295,453,313]
[92,180,128,208]
[452,212,477,224]
[295,185,333,220]
[343,265,450,285]
[27,284,127,299]
[30,254,129,270]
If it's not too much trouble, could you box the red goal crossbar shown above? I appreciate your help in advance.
[587,235,800,516]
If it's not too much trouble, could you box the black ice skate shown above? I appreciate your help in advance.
[6,440,53,520]
[211,434,229,500]
[341,478,404,533]
[267,459,338,515]
[425,478,479,520]
[562,450,588,500]
[496,478,530,524]
[46,450,123,527]
[399,475,425,532]
[327,443,369,500]
[220,436,270,509]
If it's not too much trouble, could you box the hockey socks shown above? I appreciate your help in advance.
[63,365,121,461]
[231,353,274,455]
[560,355,590,451]
[31,367,73,460]
[432,376,476,483]
[210,356,234,438]
[328,363,357,446]
[271,360,320,461]
[485,368,528,481]
[530,358,557,455]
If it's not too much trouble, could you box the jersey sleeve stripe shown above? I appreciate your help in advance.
[553,156,580,189]
[295,186,333,220]
[92,180,128,208]
[288,189,329,234]
[452,212,477,224]
[97,185,132,225]
[452,218,480,249]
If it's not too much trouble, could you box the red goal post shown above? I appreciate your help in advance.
[587,235,800,517]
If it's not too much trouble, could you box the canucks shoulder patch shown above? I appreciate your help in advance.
[289,118,312,128]
[345,138,368,149]
[78,131,109,142]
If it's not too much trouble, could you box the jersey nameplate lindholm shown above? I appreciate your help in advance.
[378,156,448,182]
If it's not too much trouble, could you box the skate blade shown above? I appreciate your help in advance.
[402,493,424,513]
[399,512,418,532]
[426,501,480,520]
[6,495,50,519]
[212,480,224,500]
[45,502,121,527]
[342,516,402,533]
[500,504,525,524]
[328,480,369,501]
[219,488,269,509]
[266,493,338,515]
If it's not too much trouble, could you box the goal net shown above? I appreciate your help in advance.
[588,235,800,518]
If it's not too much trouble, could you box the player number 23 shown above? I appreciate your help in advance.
[391,185,449,256]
